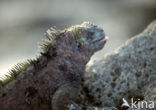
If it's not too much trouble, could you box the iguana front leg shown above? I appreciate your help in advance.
[52,83,80,110]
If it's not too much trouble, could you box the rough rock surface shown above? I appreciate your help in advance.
[67,102,117,110]
[82,21,156,110]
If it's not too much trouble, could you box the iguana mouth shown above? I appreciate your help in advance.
[100,36,109,42]
[93,36,109,43]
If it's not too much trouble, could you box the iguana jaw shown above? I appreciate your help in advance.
[93,36,109,43]
[90,34,108,52]
[100,36,109,42]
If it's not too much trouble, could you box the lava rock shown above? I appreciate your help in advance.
[83,20,156,110]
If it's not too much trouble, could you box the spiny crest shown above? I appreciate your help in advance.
[68,22,95,41]
[0,59,32,87]
[0,27,60,88]
[39,27,60,54]
[68,22,92,38]
[39,22,94,54]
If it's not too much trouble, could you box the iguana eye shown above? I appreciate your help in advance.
[78,43,82,48]
[87,32,94,38]
[88,32,94,36]
[87,31,94,40]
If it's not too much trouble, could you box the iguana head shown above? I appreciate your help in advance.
[44,22,108,54]
[69,22,108,52]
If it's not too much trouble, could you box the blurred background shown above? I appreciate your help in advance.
[0,0,156,76]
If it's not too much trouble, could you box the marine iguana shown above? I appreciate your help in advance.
[0,22,108,110]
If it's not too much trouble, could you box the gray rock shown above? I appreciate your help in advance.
[67,102,117,110]
[83,20,156,109]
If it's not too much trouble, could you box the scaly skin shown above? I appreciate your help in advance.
[0,22,107,110]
